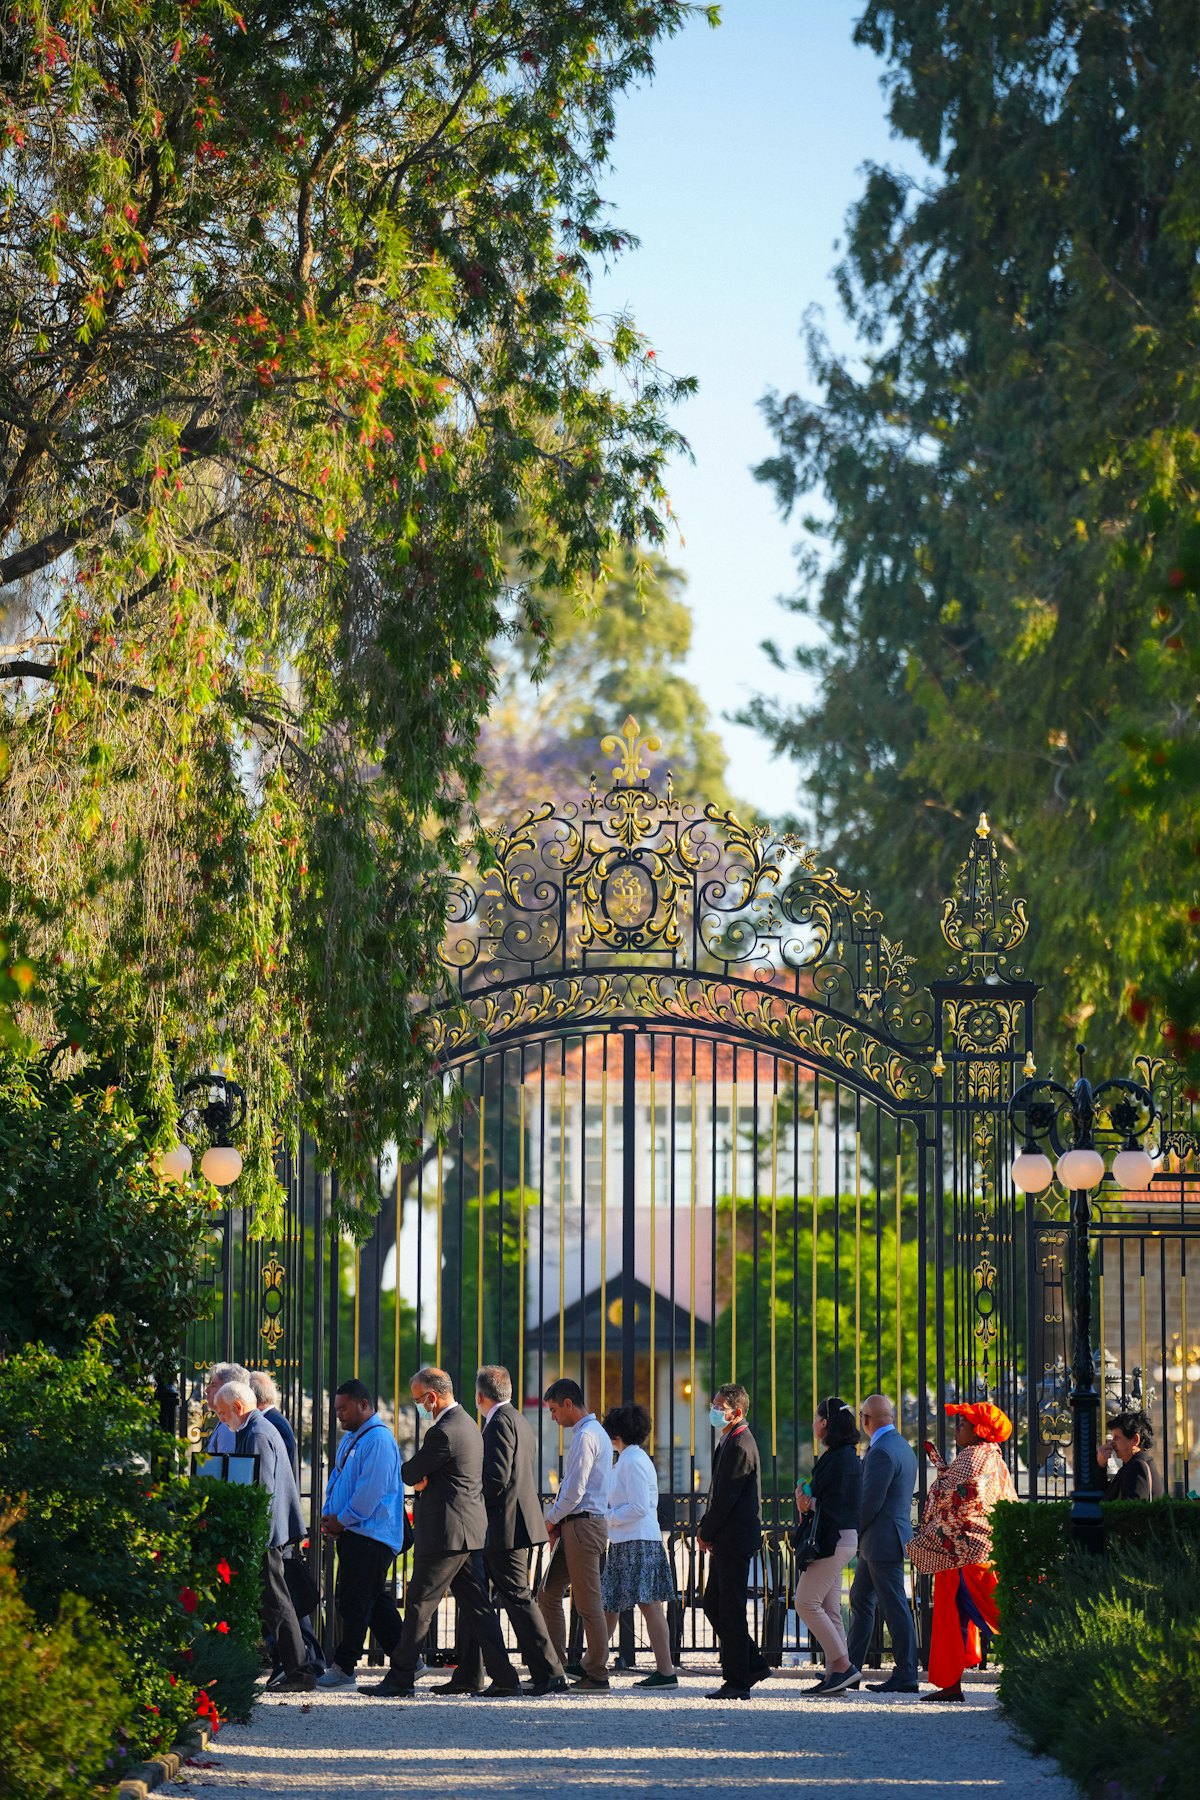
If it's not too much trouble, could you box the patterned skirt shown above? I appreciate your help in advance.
[601,1537,676,1611]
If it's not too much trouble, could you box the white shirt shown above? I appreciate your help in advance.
[545,1412,612,1525]
[869,1422,897,1446]
[605,1443,663,1544]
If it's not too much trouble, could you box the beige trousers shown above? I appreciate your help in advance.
[538,1515,609,1680]
[795,1528,858,1666]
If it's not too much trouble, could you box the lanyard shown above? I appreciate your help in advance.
[335,1416,385,1474]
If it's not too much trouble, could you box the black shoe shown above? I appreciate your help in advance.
[562,1662,585,1680]
[526,1675,568,1695]
[430,1679,483,1695]
[478,1681,522,1698]
[866,1677,920,1694]
[820,1665,861,1695]
[705,1682,751,1700]
[363,1674,417,1697]
[268,1671,315,1694]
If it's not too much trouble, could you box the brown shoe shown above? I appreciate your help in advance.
[568,1675,611,1692]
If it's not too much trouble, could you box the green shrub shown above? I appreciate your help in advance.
[0,1521,136,1800]
[0,1052,215,1381]
[188,1479,271,1722]
[999,1536,1200,1800]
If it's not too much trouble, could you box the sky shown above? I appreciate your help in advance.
[586,0,917,821]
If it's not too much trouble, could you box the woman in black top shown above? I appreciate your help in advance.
[1097,1408,1159,1500]
[794,1395,863,1695]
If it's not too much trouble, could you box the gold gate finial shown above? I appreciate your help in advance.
[976,812,991,838]
[601,715,661,788]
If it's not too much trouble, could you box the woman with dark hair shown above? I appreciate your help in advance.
[794,1395,862,1696]
[600,1403,678,1689]
[1098,1409,1159,1500]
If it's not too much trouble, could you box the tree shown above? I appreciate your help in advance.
[0,0,717,1228]
[746,1,1200,1078]
[481,548,735,816]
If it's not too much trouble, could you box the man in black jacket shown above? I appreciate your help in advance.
[363,1366,520,1699]
[448,1366,567,1696]
[697,1381,771,1700]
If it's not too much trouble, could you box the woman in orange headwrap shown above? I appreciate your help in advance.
[906,1402,1017,1702]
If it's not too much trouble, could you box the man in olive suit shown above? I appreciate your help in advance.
[363,1366,520,1699]
[846,1392,920,1693]
[448,1366,567,1696]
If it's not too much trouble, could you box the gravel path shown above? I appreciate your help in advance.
[168,1664,1076,1800]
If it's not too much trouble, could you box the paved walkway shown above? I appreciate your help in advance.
[169,1664,1074,1800]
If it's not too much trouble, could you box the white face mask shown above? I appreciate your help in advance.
[416,1400,434,1420]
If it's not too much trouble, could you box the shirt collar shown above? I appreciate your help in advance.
[869,1422,897,1444]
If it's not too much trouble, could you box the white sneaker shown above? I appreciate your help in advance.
[315,1667,358,1690]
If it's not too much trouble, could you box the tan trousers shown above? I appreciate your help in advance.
[795,1528,858,1667]
[538,1515,609,1680]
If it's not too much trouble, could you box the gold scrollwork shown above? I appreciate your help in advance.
[940,814,1029,978]
[260,1253,285,1349]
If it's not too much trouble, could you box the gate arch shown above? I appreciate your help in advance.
[412,717,1036,1526]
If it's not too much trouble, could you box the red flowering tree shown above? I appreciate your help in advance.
[0,0,716,1228]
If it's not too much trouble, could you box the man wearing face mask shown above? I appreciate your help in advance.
[696,1382,770,1699]
[363,1366,520,1699]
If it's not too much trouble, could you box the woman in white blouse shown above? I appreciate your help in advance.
[600,1403,678,1689]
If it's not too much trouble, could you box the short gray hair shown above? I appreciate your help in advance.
[411,1365,453,1399]
[249,1371,280,1408]
[214,1379,257,1414]
[207,1361,249,1391]
[476,1365,512,1405]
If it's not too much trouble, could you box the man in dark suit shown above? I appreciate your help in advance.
[363,1365,520,1699]
[697,1381,771,1700]
[847,1392,920,1693]
[213,1379,313,1694]
[446,1366,567,1696]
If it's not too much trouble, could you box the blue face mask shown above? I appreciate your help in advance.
[416,1401,434,1420]
[709,1405,729,1431]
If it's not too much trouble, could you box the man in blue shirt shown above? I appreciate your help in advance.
[317,1378,410,1691]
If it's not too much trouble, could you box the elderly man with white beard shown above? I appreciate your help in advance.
[213,1378,314,1694]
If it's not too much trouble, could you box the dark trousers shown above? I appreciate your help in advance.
[702,1548,768,1691]
[456,1545,564,1688]
[261,1548,306,1678]
[332,1531,404,1675]
[846,1551,919,1683]
[390,1550,516,1690]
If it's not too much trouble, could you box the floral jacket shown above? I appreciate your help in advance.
[906,1442,1017,1573]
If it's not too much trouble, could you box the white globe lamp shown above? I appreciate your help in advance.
[1056,1146,1106,1190]
[156,1144,193,1183]
[1111,1147,1154,1191]
[1011,1149,1053,1193]
[200,1144,243,1187]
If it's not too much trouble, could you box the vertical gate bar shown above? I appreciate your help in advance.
[874,1106,883,1393]
[1160,1236,1170,1476]
[537,1039,548,1464]
[455,1075,467,1389]
[601,1039,608,1416]
[1182,1243,1190,1495]
[353,1243,361,1379]
[1118,1238,1127,1419]
[370,1168,382,1410]
[326,1172,340,1528]
[770,1082,778,1500]
[518,1051,526,1409]
[435,1141,444,1369]
[689,1047,697,1476]
[311,1164,326,1618]
[710,1039,718,1401]
[811,1073,820,1420]
[935,1085,948,1453]
[895,1124,903,1410]
[649,1040,657,1448]
[621,1031,636,1406]
[1023,1185,1036,1497]
[833,1079,842,1396]
[498,1050,507,1372]
[919,1125,933,1479]
[752,1055,761,1462]
[393,1154,401,1438]
[558,1039,566,1389]
[668,1035,678,1487]
[854,1091,862,1417]
[415,1118,424,1375]
[1098,1241,1106,1422]
[791,1063,800,1498]
[1139,1239,1148,1437]
[579,1036,588,1393]
[221,1205,234,1363]
[477,1077,486,1379]
[730,1055,738,1379]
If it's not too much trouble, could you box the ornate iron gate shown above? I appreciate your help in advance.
[180,717,1200,1653]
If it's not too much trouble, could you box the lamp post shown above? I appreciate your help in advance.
[156,1070,247,1374]
[1007,1046,1156,1549]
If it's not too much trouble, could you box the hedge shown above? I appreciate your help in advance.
[995,1500,1200,1800]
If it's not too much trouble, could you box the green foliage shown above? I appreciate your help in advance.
[0,1050,214,1378]
[0,1521,137,1800]
[992,1498,1071,1633]
[188,1480,271,1722]
[748,2,1200,1071]
[1000,1533,1200,1799]
[484,549,735,815]
[0,0,715,1232]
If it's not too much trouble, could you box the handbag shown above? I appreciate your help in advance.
[790,1500,823,1571]
[282,1552,321,1618]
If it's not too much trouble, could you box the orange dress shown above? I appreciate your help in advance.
[906,1442,1018,1688]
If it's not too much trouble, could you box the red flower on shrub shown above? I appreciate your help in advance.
[216,1559,233,1584]
[179,1586,198,1613]
[215,1621,229,1634]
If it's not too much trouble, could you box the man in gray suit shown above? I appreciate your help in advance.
[846,1393,920,1693]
